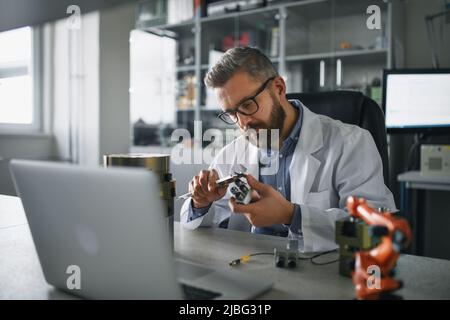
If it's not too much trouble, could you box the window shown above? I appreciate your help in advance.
[0,26,39,133]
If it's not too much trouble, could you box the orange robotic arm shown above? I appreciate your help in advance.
[346,196,412,300]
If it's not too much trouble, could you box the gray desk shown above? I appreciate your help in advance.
[1,194,450,300]
[398,171,450,256]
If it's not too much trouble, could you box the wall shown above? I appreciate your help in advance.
[54,3,134,166]
[0,3,135,196]
[50,12,100,165]
[78,12,100,166]
[404,0,450,68]
[98,4,135,162]
[0,134,55,195]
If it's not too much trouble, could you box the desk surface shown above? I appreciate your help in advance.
[1,194,450,300]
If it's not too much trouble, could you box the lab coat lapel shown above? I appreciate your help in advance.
[232,137,259,178]
[247,142,259,178]
[290,105,323,204]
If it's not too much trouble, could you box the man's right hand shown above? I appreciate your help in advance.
[189,169,227,208]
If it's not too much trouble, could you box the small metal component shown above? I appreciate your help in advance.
[274,249,286,268]
[229,255,250,267]
[229,176,252,205]
[335,216,377,277]
[274,241,299,269]
[286,240,299,268]
[287,239,298,251]
[287,255,297,268]
[177,172,247,200]
[229,259,241,266]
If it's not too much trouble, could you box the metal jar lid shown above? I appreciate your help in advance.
[103,154,170,173]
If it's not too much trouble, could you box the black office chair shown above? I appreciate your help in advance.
[286,91,389,184]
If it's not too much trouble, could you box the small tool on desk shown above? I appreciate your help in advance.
[177,172,246,200]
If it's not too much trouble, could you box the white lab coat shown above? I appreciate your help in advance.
[180,103,396,252]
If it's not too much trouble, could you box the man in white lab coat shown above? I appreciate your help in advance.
[180,47,396,252]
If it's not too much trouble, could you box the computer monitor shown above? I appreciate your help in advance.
[383,69,450,134]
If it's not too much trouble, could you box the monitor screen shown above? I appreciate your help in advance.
[383,70,450,133]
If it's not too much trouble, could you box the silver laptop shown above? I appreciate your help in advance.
[9,159,273,299]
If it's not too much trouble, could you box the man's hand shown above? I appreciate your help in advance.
[189,169,227,208]
[228,174,295,227]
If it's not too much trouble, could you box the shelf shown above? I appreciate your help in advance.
[330,0,388,19]
[175,65,194,72]
[283,0,329,9]
[285,0,386,19]
[176,64,209,72]
[200,0,331,23]
[201,5,277,23]
[140,0,330,30]
[140,0,387,32]
[176,0,385,27]
[176,60,278,72]
[178,61,278,72]
[286,48,388,62]
[202,107,221,112]
[176,108,220,112]
[141,19,194,32]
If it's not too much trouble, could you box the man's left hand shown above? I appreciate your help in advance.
[228,174,295,227]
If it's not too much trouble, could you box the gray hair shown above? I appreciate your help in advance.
[204,47,278,88]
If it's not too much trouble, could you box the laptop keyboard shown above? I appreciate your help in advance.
[181,283,222,300]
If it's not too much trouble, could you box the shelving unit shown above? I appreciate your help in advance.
[131,0,404,146]
[285,48,388,62]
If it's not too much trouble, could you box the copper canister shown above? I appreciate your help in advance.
[103,154,175,247]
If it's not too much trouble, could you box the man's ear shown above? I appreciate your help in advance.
[273,76,286,97]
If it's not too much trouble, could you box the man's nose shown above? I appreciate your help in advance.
[237,113,253,128]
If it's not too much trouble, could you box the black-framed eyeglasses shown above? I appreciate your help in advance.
[217,76,276,125]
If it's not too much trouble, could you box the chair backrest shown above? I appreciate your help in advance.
[286,91,389,184]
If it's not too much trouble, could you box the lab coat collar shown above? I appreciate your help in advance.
[290,103,324,203]
[232,135,259,179]
[295,103,324,155]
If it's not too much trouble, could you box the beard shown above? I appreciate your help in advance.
[244,93,285,150]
